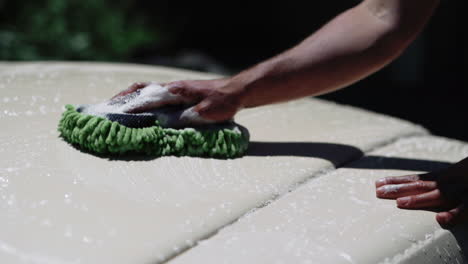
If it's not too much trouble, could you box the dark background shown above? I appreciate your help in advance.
[1,0,466,141]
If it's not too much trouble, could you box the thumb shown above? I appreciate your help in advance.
[193,99,212,117]
[194,97,238,122]
[436,204,468,227]
[178,105,214,126]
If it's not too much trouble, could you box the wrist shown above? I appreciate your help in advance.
[228,61,273,108]
[215,76,245,112]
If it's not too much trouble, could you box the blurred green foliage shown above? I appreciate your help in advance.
[0,0,157,61]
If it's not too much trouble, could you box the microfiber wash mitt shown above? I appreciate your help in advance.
[58,84,249,158]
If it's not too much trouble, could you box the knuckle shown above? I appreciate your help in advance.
[166,81,182,90]
[415,180,426,189]
[380,177,390,184]
[409,174,420,180]
[173,80,188,87]
[386,177,397,184]
[168,86,182,94]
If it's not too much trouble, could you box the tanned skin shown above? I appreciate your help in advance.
[114,0,467,226]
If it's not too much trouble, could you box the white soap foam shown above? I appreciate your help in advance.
[79,82,214,126]
[119,82,181,113]
[378,184,401,195]
[81,82,175,115]
[179,106,214,126]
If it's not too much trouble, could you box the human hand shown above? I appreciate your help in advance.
[375,157,468,227]
[111,82,194,113]
[112,78,245,126]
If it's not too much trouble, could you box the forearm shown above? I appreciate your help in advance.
[233,0,439,108]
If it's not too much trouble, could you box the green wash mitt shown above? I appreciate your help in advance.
[58,105,249,158]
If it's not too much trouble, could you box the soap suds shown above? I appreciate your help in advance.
[377,185,401,195]
[179,106,213,126]
[80,83,178,116]
[79,82,214,127]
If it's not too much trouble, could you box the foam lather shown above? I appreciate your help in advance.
[58,105,249,158]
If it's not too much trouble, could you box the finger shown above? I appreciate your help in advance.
[376,180,438,199]
[396,189,447,209]
[194,94,239,122]
[128,82,150,93]
[178,106,213,126]
[193,99,212,115]
[112,82,149,99]
[375,174,421,187]
[194,99,230,122]
[168,85,205,101]
[436,204,467,226]
[166,81,189,94]
[112,82,150,99]
[121,83,195,113]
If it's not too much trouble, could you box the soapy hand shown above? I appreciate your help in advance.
[112,78,245,126]
[111,82,193,112]
[376,157,468,227]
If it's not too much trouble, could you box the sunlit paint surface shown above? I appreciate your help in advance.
[171,137,468,264]
[0,62,435,263]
